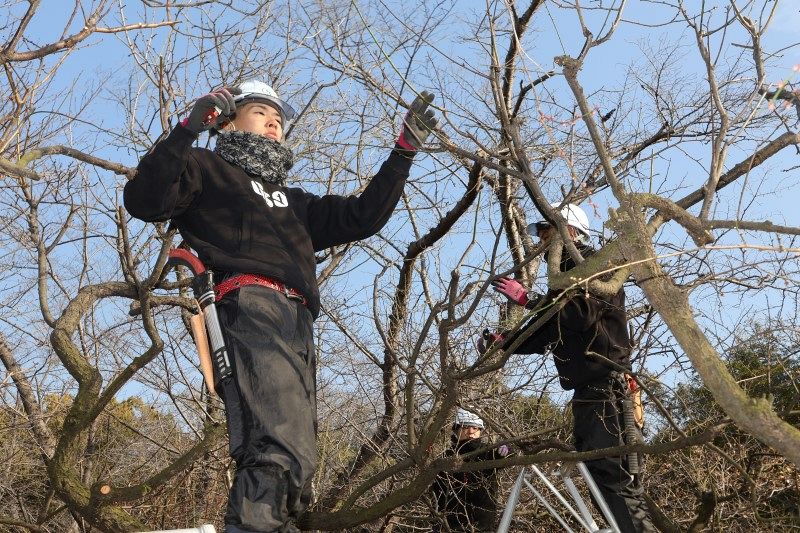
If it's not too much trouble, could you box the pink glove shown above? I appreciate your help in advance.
[477,329,505,354]
[491,277,529,306]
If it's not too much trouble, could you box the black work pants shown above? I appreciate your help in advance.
[217,286,317,533]
[572,377,655,533]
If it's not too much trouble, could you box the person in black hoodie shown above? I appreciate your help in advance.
[481,203,655,533]
[431,409,510,532]
[124,80,437,533]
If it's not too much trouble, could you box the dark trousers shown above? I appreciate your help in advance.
[217,286,317,533]
[572,377,655,533]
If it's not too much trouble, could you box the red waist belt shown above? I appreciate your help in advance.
[214,274,307,306]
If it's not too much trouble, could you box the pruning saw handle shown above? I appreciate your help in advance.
[167,248,207,277]
[167,249,214,305]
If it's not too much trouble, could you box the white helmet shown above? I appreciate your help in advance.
[454,408,485,429]
[527,202,590,240]
[233,79,297,124]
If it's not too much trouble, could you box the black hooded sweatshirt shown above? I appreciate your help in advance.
[124,125,412,318]
[505,243,632,390]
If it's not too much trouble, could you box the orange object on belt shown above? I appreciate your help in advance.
[625,373,645,429]
[215,273,307,306]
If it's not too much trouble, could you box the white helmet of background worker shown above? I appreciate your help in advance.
[231,78,297,126]
[527,202,591,241]
[454,408,485,429]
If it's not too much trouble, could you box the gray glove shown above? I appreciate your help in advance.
[396,91,438,152]
[182,87,240,134]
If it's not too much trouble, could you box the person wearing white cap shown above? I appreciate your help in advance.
[125,80,437,532]
[481,202,655,533]
[488,202,590,310]
[430,409,510,532]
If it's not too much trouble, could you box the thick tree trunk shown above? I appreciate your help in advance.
[614,214,800,468]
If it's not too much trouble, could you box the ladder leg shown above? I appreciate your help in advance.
[576,462,621,533]
[561,471,601,531]
[530,465,594,532]
[496,469,526,533]
[524,481,577,533]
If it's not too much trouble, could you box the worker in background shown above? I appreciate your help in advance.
[482,203,655,533]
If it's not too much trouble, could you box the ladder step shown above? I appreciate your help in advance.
[136,525,217,533]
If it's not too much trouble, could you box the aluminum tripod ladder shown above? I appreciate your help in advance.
[496,462,620,533]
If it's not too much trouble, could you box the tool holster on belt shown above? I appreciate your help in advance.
[189,308,215,393]
[626,373,645,430]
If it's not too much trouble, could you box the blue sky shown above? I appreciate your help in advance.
[6,1,800,413]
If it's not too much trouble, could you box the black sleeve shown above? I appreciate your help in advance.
[476,448,503,467]
[507,291,603,354]
[123,125,204,222]
[304,149,413,250]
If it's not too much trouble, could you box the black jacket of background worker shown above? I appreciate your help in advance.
[432,435,506,531]
[506,245,632,390]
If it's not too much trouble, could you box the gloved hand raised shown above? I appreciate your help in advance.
[396,91,438,153]
[477,329,505,355]
[182,87,241,134]
[491,277,530,306]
